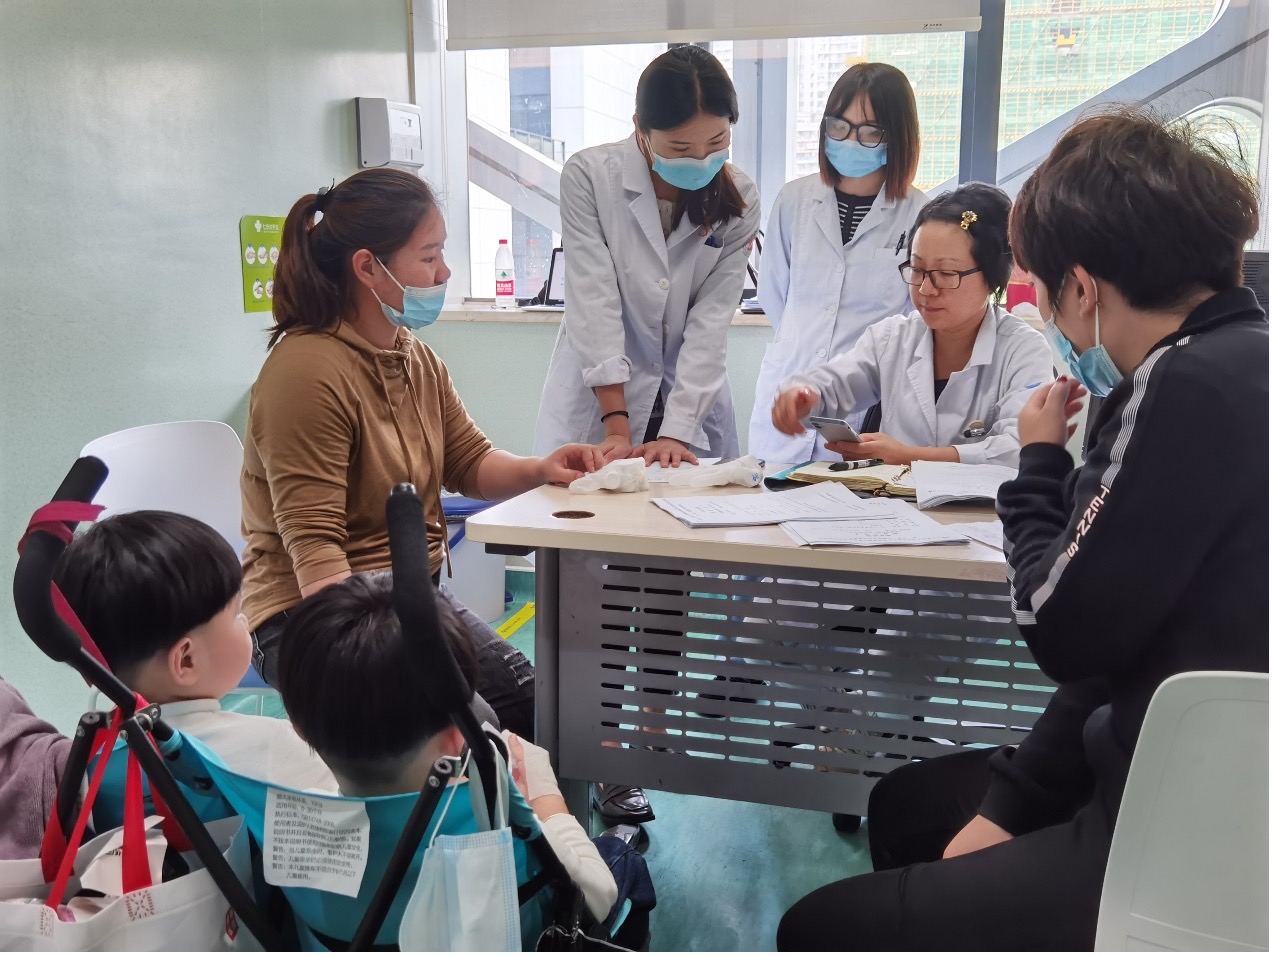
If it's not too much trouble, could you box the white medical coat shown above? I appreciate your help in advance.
[532,135,761,456]
[748,174,929,463]
[782,305,1055,467]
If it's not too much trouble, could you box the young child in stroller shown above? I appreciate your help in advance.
[275,571,653,944]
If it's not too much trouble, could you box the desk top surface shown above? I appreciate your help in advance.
[466,470,1009,583]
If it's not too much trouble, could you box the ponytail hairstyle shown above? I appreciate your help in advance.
[269,168,439,348]
[635,45,746,229]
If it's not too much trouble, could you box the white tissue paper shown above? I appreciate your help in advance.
[568,457,650,494]
[664,455,765,489]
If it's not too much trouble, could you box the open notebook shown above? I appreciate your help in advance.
[784,461,917,498]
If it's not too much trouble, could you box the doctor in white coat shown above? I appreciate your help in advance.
[533,46,761,468]
[750,64,929,464]
[772,184,1055,468]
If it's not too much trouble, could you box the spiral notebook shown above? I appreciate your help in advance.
[783,461,917,498]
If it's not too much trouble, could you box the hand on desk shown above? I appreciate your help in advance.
[632,437,698,468]
[943,813,1013,859]
[596,433,633,464]
[538,443,603,486]
[1019,375,1087,447]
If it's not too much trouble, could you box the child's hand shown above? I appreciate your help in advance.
[502,731,561,802]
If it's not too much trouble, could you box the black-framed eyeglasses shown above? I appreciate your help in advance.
[823,115,887,148]
[898,264,982,290]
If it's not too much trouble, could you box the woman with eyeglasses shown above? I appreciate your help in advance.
[749,63,930,464]
[770,183,1053,467]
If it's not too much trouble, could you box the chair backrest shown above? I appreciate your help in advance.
[80,420,246,557]
[180,735,549,950]
[1096,671,1269,951]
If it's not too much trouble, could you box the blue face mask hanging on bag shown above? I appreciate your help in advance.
[824,139,888,179]
[644,134,729,191]
[1045,302,1123,398]
[374,258,447,331]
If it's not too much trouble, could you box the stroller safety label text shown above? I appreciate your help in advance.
[264,789,371,898]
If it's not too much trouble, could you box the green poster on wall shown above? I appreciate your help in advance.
[239,215,285,313]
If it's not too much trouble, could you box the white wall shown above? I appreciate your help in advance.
[0,0,413,730]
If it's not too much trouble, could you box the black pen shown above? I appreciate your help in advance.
[894,232,906,254]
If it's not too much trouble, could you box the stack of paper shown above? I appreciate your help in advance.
[943,520,1006,551]
[911,461,1018,509]
[780,498,972,547]
[650,481,893,528]
[645,458,721,483]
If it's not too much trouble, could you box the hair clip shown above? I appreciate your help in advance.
[960,210,978,231]
[314,179,337,212]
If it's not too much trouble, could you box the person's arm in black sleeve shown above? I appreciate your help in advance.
[977,676,1108,835]
[997,351,1228,683]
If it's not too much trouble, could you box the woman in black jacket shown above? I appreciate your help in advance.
[778,105,1268,952]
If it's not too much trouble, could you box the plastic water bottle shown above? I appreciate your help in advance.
[494,239,516,309]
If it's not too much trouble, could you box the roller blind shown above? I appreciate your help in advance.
[445,0,982,51]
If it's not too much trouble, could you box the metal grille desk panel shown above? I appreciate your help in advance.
[548,549,1055,816]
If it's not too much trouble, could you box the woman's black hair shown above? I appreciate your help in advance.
[276,573,479,785]
[908,182,1014,298]
[635,45,746,228]
[818,63,921,201]
[53,511,242,676]
[269,168,439,348]
[1012,104,1259,310]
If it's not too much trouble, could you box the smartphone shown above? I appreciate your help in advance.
[809,416,862,444]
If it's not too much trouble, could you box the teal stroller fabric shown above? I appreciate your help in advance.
[179,734,551,950]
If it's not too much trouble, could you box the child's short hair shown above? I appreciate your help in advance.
[275,573,479,784]
[53,511,242,675]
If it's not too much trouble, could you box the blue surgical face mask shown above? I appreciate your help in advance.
[1045,303,1122,398]
[374,258,446,331]
[645,135,729,191]
[824,138,888,179]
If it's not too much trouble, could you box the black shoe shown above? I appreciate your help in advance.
[593,783,656,824]
[832,813,862,834]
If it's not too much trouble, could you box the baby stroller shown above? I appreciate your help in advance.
[13,456,624,950]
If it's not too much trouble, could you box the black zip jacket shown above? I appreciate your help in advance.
[979,286,1269,834]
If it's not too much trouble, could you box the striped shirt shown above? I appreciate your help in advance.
[835,190,876,244]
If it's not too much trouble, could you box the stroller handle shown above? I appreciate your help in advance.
[13,456,108,664]
[385,483,473,713]
[385,483,498,821]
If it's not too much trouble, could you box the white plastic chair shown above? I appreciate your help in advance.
[80,420,247,558]
[1096,670,1269,951]
[79,421,272,697]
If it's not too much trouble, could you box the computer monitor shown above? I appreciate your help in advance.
[546,247,565,305]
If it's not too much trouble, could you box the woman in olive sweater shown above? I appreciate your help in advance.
[241,169,601,738]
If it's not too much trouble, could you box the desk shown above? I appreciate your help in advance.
[467,478,1054,820]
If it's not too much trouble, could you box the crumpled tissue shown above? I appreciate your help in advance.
[568,458,650,494]
[664,455,764,488]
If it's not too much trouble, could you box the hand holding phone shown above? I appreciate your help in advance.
[809,415,862,444]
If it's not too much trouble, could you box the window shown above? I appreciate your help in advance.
[997,0,1219,152]
[464,43,663,298]
[463,33,965,297]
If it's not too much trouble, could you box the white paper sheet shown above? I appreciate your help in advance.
[264,788,370,898]
[780,499,970,547]
[943,520,1005,551]
[912,461,1019,509]
[645,457,721,483]
[650,481,897,528]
